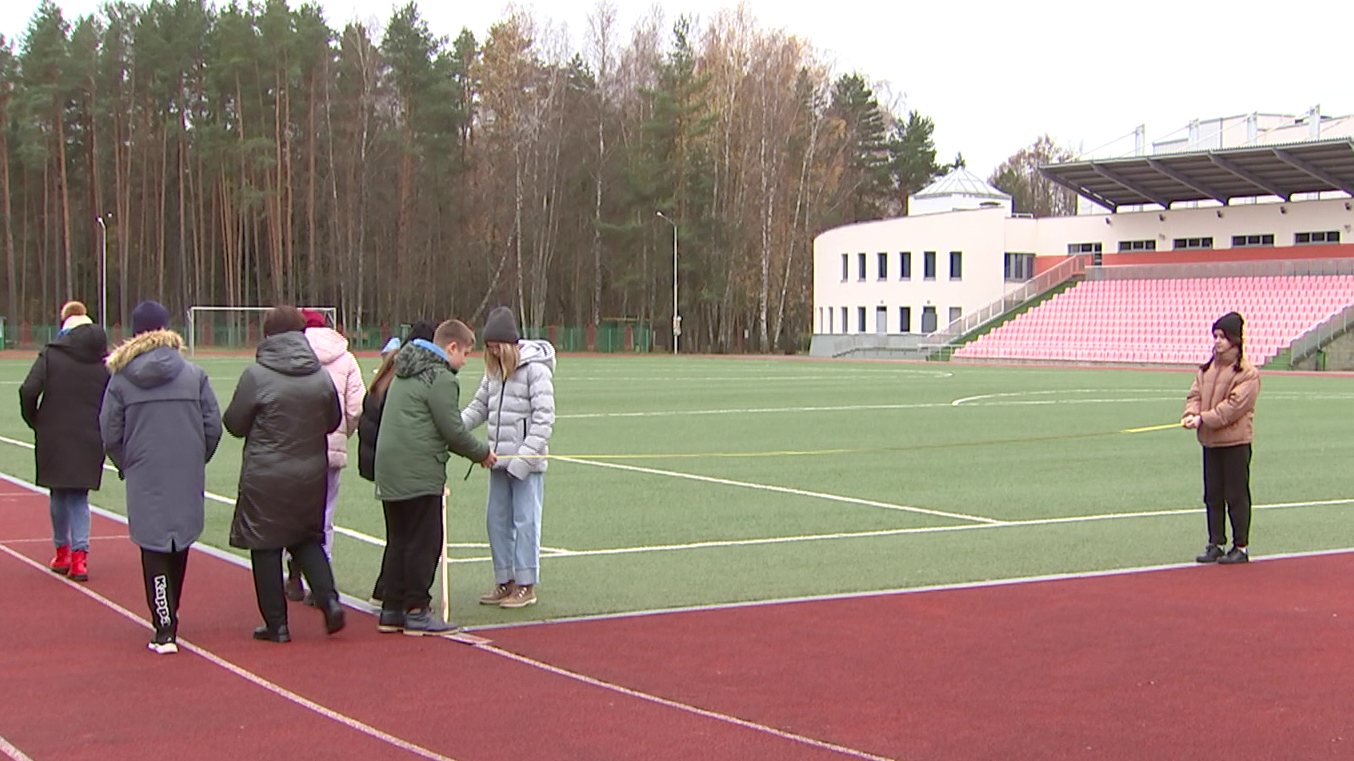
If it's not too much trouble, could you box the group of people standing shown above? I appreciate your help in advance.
[19,301,556,653]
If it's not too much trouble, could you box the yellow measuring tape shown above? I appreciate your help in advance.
[491,421,1184,461]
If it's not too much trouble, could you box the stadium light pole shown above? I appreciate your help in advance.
[656,210,678,355]
[96,214,109,329]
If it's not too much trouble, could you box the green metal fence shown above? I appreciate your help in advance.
[7,321,655,354]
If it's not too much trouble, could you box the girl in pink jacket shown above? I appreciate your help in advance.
[288,310,366,600]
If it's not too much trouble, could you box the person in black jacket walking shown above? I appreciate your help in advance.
[100,300,223,654]
[19,300,110,582]
[224,306,345,643]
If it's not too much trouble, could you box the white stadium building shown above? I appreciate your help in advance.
[811,109,1354,367]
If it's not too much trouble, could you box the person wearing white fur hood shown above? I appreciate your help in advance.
[461,306,555,609]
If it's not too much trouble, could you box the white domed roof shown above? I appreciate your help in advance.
[913,167,1011,200]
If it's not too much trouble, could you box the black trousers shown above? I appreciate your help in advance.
[141,548,190,638]
[1203,443,1252,548]
[251,540,336,630]
[379,494,443,613]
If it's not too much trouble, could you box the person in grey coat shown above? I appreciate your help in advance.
[100,300,223,654]
[223,306,345,643]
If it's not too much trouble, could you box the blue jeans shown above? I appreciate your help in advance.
[50,488,91,552]
[485,470,544,586]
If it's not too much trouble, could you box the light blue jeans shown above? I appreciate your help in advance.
[486,470,543,586]
[50,488,91,552]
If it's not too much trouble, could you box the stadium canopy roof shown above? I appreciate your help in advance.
[1039,137,1354,212]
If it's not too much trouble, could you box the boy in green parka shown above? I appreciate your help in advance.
[374,319,494,635]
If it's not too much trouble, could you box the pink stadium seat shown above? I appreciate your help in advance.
[956,275,1338,365]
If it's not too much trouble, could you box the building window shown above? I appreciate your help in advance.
[899,252,911,279]
[923,251,936,280]
[877,252,888,280]
[875,306,888,333]
[857,253,866,281]
[840,307,847,334]
[949,251,963,280]
[948,307,963,325]
[840,254,848,281]
[1068,242,1103,254]
[899,306,911,333]
[1173,237,1214,250]
[921,306,937,333]
[857,306,867,332]
[1004,253,1035,281]
[1231,234,1274,248]
[1296,231,1341,245]
[1117,239,1156,252]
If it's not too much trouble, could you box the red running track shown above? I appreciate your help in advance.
[3,475,1352,761]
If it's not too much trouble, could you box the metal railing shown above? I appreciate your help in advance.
[1290,302,1354,366]
[923,254,1089,347]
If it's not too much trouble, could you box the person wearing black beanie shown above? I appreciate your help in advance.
[1182,311,1261,565]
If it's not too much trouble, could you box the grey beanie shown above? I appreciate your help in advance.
[482,306,520,343]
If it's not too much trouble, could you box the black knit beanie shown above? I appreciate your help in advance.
[1212,311,1243,345]
[482,306,520,343]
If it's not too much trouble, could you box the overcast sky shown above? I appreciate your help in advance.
[3,0,1351,175]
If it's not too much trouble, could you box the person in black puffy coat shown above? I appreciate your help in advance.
[223,306,345,642]
[18,301,110,582]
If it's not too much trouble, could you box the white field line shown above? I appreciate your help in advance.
[554,455,999,524]
[5,432,1354,565]
[0,540,465,761]
[451,497,1354,564]
[560,394,1175,419]
[474,544,1354,633]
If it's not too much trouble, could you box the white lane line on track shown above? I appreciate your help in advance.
[483,645,900,761]
[0,485,462,761]
[0,734,35,761]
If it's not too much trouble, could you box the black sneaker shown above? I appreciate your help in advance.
[253,624,291,643]
[402,608,459,637]
[1195,544,1225,563]
[1218,547,1249,564]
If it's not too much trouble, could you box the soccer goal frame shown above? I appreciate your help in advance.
[186,305,337,356]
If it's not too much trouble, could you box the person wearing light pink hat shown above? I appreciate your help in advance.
[283,309,365,604]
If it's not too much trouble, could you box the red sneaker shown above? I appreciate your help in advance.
[49,545,71,575]
[69,549,89,582]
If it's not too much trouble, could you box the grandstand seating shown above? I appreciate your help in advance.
[952,275,1354,365]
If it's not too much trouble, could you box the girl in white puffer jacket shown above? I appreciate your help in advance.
[461,306,555,609]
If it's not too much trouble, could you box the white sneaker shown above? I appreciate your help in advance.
[147,639,179,655]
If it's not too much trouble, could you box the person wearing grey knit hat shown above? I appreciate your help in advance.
[1182,310,1260,565]
[462,305,555,609]
[481,306,520,344]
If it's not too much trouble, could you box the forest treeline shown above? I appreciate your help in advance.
[0,0,982,351]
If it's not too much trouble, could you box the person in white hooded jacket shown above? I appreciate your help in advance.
[290,309,365,600]
[461,306,555,609]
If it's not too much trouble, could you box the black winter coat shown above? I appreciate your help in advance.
[18,324,110,490]
[223,331,341,550]
[356,388,386,482]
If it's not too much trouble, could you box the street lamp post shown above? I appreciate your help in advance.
[656,210,678,355]
[96,215,108,329]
